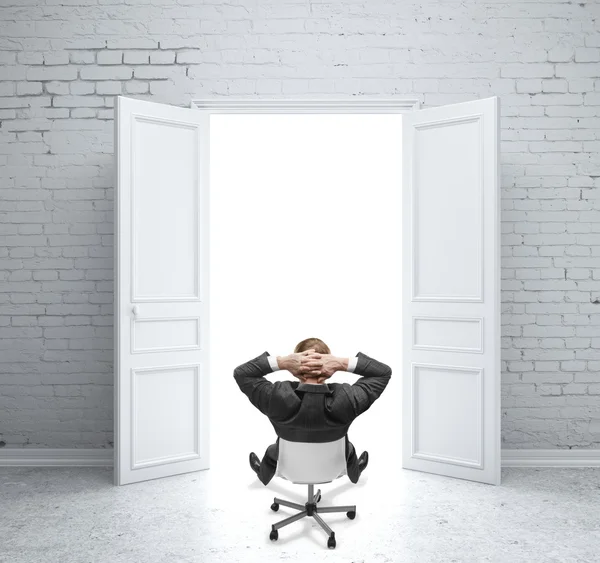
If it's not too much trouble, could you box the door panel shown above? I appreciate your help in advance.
[114,96,210,485]
[402,97,500,485]
[133,116,199,299]
[412,117,482,301]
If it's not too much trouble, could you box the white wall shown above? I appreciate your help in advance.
[0,1,598,451]
[209,113,402,470]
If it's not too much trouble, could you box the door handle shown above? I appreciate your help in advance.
[132,305,139,317]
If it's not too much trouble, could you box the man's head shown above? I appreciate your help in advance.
[294,338,330,384]
[294,337,330,356]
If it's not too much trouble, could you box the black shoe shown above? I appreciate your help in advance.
[249,452,261,476]
[357,451,369,473]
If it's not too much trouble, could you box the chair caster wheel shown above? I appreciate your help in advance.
[346,510,356,520]
[327,534,336,549]
[270,502,279,512]
[270,529,278,541]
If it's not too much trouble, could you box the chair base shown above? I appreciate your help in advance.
[269,483,356,549]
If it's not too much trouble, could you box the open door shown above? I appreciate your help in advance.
[114,96,210,485]
[402,97,501,485]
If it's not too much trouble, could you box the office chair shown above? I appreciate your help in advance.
[268,436,357,549]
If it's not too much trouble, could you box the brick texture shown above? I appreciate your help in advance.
[0,1,599,450]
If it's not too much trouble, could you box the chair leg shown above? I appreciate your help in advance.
[316,504,356,514]
[272,509,308,531]
[312,512,333,536]
[273,498,305,511]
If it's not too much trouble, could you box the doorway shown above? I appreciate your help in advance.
[114,96,500,486]
[208,113,403,474]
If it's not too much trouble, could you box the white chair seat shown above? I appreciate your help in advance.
[275,436,347,485]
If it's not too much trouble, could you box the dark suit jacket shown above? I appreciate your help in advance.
[233,351,392,443]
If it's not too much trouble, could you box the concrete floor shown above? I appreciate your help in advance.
[2,452,600,563]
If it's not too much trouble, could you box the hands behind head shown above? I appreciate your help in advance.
[287,349,338,384]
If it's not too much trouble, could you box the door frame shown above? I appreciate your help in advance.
[188,96,421,473]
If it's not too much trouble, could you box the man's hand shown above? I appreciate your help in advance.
[278,350,347,384]
[278,349,323,380]
[301,352,342,381]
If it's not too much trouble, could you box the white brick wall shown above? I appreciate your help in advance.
[0,0,599,450]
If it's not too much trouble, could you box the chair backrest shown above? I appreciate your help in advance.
[275,436,347,484]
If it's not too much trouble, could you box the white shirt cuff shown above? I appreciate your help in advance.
[347,355,358,373]
[268,354,280,371]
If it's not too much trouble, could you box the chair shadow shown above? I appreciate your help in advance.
[248,474,368,504]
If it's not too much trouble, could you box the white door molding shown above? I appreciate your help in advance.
[190,98,421,113]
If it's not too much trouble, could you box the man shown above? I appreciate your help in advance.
[233,337,392,486]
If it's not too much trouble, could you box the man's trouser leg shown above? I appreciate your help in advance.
[258,438,279,486]
[345,435,361,484]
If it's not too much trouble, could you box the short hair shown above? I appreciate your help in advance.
[294,337,330,355]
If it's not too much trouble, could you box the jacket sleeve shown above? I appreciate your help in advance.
[233,351,280,418]
[335,351,392,423]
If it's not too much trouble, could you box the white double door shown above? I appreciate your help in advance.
[114,96,501,486]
